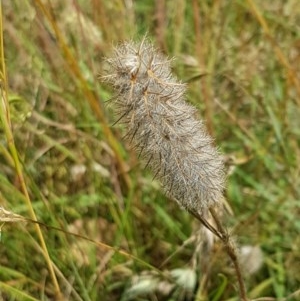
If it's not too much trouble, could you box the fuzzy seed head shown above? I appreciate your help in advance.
[102,37,226,214]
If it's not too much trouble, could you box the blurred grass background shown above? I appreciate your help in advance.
[0,0,299,300]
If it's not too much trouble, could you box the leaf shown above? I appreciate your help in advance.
[0,282,40,301]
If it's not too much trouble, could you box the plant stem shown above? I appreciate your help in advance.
[0,4,62,298]
[187,204,248,300]
[209,207,248,301]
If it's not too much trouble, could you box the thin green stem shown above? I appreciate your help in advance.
[0,3,61,298]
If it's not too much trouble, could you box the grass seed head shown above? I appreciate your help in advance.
[103,37,226,214]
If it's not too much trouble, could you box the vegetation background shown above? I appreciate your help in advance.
[0,0,299,300]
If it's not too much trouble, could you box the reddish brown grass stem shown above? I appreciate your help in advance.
[209,207,248,301]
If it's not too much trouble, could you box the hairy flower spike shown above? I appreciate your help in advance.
[103,37,225,214]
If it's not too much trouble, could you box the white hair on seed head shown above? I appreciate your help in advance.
[102,37,225,215]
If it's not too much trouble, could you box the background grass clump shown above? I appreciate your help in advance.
[0,0,299,300]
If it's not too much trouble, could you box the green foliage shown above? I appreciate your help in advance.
[0,0,299,300]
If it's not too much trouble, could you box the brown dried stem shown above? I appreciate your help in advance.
[210,207,248,301]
